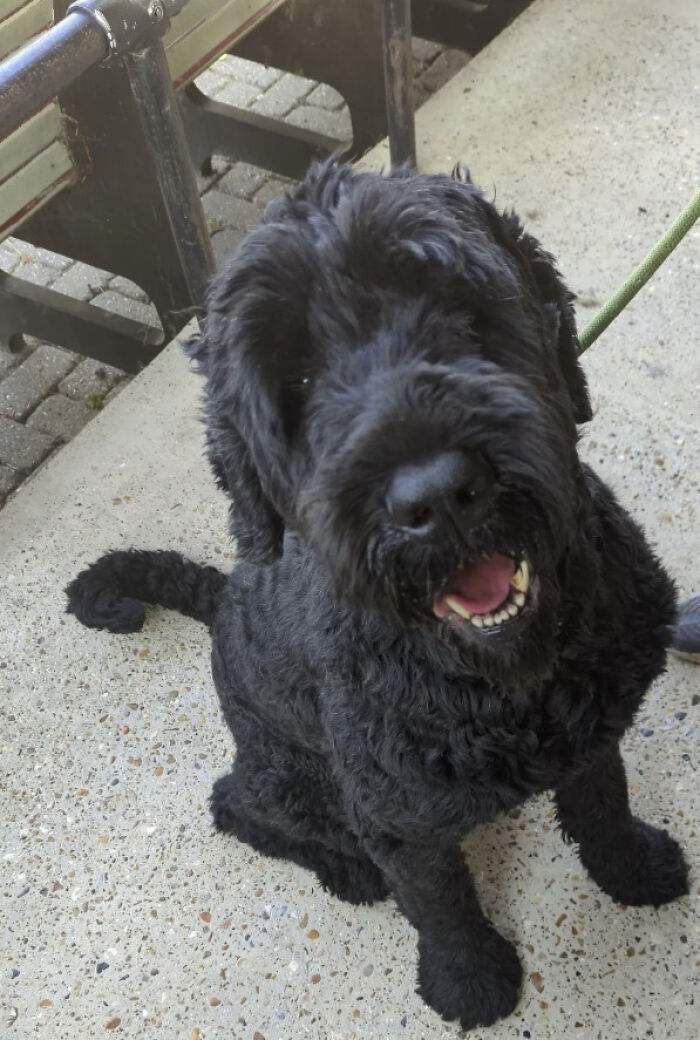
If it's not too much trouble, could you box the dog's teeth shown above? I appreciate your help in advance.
[510,559,530,593]
[471,616,484,629]
[445,596,471,620]
[507,603,519,617]
[513,591,526,608]
[483,615,495,628]
[498,610,510,623]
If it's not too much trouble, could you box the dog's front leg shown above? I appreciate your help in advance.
[365,835,522,1029]
[555,742,688,906]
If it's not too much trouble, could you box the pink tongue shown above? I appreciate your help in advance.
[441,554,515,615]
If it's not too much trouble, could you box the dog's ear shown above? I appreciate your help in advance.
[495,211,592,424]
[185,327,285,562]
[184,223,317,562]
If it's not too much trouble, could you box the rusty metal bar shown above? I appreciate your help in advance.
[381,0,416,167]
[0,271,164,372]
[182,82,341,179]
[123,40,215,304]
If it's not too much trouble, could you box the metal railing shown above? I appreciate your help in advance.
[0,1,192,140]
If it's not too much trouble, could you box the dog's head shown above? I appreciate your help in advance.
[188,161,592,682]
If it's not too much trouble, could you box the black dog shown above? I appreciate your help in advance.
[66,161,688,1030]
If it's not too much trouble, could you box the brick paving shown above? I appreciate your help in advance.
[0,40,467,507]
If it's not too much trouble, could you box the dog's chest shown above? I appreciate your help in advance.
[331,669,586,838]
[328,610,653,841]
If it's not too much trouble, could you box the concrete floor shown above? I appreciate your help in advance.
[1,0,698,1037]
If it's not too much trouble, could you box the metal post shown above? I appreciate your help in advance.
[381,0,416,168]
[122,39,215,304]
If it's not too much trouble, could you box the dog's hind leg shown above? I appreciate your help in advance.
[210,754,388,906]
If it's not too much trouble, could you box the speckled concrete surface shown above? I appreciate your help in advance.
[1,0,698,1037]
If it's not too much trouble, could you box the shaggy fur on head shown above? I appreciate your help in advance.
[66,161,688,1030]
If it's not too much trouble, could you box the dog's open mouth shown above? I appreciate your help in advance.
[433,554,531,631]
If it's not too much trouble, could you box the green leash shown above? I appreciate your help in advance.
[577,187,700,355]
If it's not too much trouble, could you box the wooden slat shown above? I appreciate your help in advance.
[0,139,74,239]
[0,103,64,184]
[0,0,30,23]
[166,0,287,88]
[0,0,53,61]
[0,0,28,22]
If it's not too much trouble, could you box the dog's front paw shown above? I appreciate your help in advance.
[417,929,522,1030]
[580,819,688,907]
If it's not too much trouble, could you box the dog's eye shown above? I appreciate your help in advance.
[406,506,434,530]
[455,486,477,506]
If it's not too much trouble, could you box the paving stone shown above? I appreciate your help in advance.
[416,48,469,94]
[108,275,149,303]
[51,261,112,301]
[196,168,220,194]
[196,154,233,193]
[0,342,33,377]
[251,72,314,118]
[0,344,77,421]
[251,176,294,211]
[0,463,20,503]
[412,37,442,66]
[7,240,72,271]
[0,415,54,473]
[211,78,260,108]
[202,190,259,236]
[217,162,271,201]
[211,228,249,268]
[194,66,226,97]
[286,104,352,141]
[12,259,58,287]
[306,83,346,111]
[0,349,18,377]
[27,394,94,442]
[58,358,126,402]
[208,154,233,177]
[0,241,21,274]
[90,291,160,328]
[215,54,282,90]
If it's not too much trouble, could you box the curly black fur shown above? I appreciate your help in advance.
[67,161,688,1030]
[66,549,225,632]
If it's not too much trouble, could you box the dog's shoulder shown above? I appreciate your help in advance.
[541,463,677,750]
[581,463,676,625]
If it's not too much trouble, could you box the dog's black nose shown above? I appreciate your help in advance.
[387,451,494,533]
